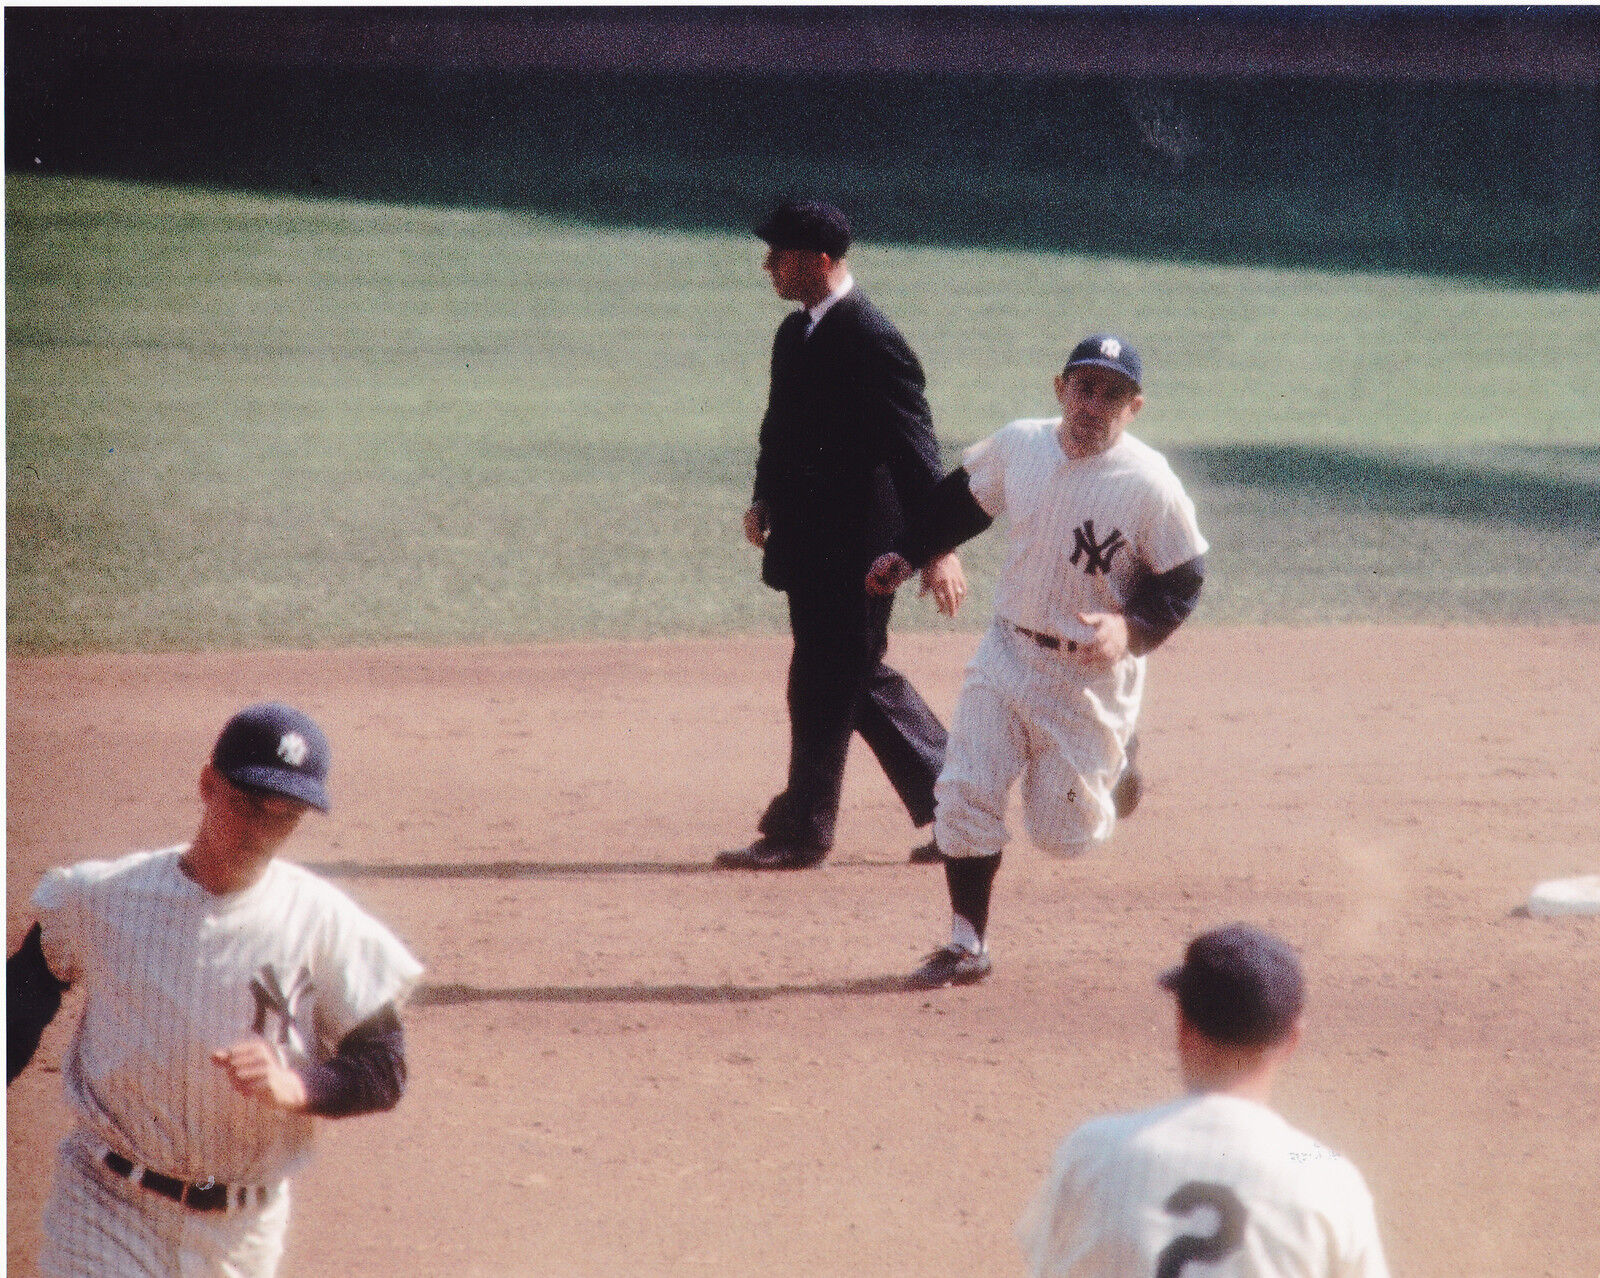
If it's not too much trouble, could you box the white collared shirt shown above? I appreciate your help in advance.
[962,418,1208,648]
[800,272,854,336]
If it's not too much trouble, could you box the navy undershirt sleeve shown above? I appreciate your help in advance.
[298,1003,408,1117]
[898,467,994,568]
[1124,555,1206,656]
[8,922,68,1085]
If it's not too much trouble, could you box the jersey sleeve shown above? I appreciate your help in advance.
[1016,1142,1069,1276]
[1329,1163,1392,1278]
[30,864,88,986]
[961,430,1009,517]
[1138,466,1209,575]
[1016,1122,1105,1277]
[313,892,424,1044]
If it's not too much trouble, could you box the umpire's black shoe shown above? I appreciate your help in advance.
[1112,733,1143,820]
[906,944,992,989]
[714,837,829,871]
[908,838,943,865]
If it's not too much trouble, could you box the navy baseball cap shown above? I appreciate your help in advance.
[756,200,851,257]
[1160,924,1305,1047]
[1064,334,1142,391]
[211,703,332,813]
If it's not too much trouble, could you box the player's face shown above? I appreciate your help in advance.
[763,246,830,304]
[202,767,309,859]
[1056,368,1144,458]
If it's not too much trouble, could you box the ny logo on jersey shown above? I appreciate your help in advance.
[250,965,314,1053]
[1069,520,1127,576]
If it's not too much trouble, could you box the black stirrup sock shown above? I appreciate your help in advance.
[944,852,1002,939]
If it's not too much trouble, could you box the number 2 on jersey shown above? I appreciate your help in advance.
[1156,1181,1247,1278]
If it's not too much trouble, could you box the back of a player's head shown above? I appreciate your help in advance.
[1160,923,1304,1048]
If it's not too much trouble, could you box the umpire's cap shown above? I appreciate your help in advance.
[756,200,851,257]
[1160,923,1304,1047]
[212,703,332,812]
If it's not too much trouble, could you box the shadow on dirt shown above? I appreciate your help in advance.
[306,857,923,879]
[413,975,932,1005]
[307,858,726,878]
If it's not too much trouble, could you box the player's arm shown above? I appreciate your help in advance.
[297,1003,409,1117]
[7,922,70,1085]
[212,1003,408,1116]
[1123,554,1206,656]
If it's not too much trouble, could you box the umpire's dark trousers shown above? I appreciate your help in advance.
[758,579,947,850]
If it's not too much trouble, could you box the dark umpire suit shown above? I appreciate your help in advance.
[726,210,949,867]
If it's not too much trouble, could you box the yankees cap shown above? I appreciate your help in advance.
[1160,923,1304,1047]
[756,200,851,257]
[212,702,332,813]
[1064,333,1142,391]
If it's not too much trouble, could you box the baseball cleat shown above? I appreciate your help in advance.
[713,838,829,870]
[906,944,992,989]
[908,838,943,865]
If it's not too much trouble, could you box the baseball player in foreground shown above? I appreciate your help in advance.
[867,335,1207,987]
[7,702,423,1278]
[1017,924,1391,1276]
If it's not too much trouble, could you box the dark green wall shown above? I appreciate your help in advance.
[8,45,1597,285]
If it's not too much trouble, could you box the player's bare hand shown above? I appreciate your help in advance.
[865,552,915,596]
[1076,612,1130,668]
[742,502,769,549]
[918,552,967,617]
[212,1039,309,1112]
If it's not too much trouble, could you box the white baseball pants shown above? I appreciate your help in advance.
[39,1128,290,1278]
[934,620,1143,860]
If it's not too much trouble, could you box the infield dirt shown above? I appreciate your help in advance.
[7,627,1598,1277]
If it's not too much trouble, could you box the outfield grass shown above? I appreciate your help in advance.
[7,174,1599,653]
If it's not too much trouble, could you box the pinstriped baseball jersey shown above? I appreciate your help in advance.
[1018,1094,1390,1277]
[32,846,422,1186]
[962,420,1208,648]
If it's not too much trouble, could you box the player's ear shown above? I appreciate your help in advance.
[1277,1016,1305,1058]
[1127,392,1145,417]
[1054,373,1069,406]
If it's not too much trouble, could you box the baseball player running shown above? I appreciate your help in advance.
[867,335,1207,987]
[7,702,423,1278]
[1017,924,1391,1276]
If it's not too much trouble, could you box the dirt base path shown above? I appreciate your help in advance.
[8,627,1599,1277]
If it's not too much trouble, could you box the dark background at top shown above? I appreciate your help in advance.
[7,7,1600,285]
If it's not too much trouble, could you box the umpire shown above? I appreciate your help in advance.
[717,200,963,870]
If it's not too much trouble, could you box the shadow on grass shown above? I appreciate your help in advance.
[1177,444,1600,534]
[413,975,926,1006]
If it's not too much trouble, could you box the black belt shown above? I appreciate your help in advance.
[103,1150,268,1213]
[1008,620,1078,653]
